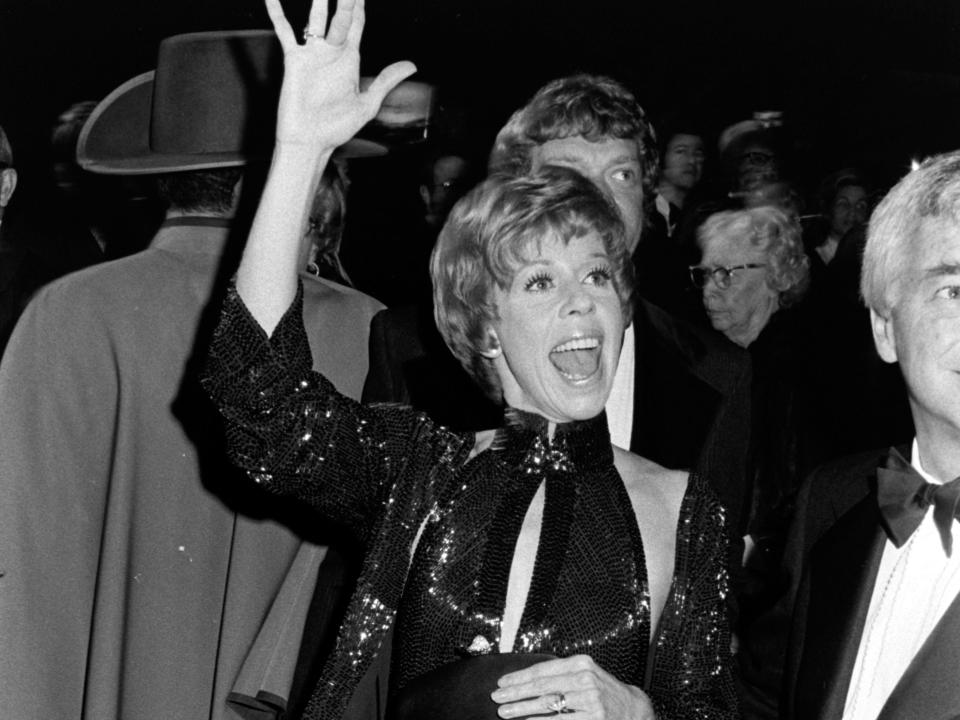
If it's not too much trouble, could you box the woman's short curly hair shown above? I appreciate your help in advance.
[697,206,810,308]
[487,74,659,201]
[431,166,635,402]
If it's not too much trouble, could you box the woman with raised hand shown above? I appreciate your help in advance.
[203,0,738,717]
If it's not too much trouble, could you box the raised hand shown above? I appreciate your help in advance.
[266,0,416,152]
[236,0,414,332]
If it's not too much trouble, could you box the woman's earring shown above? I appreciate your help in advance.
[480,333,501,359]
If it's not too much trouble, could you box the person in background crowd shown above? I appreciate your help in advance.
[0,122,30,353]
[303,159,354,286]
[811,168,871,267]
[634,120,707,317]
[0,29,383,720]
[419,147,476,231]
[691,207,821,665]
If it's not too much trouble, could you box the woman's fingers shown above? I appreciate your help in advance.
[324,0,357,45]
[495,689,586,718]
[361,60,418,115]
[498,655,595,688]
[265,0,296,49]
[304,0,331,40]
[345,0,366,46]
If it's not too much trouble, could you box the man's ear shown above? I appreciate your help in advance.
[870,307,898,364]
[418,184,431,210]
[478,329,502,359]
[0,167,18,209]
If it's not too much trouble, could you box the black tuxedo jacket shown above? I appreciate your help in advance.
[782,448,960,720]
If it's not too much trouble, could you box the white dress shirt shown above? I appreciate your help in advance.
[606,323,635,450]
[842,439,960,720]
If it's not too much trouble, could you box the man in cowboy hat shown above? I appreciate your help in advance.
[0,29,393,720]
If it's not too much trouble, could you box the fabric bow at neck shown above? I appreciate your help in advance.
[877,446,960,556]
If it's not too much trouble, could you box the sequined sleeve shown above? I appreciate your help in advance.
[202,282,467,541]
[649,473,740,719]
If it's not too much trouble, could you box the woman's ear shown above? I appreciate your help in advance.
[479,329,501,359]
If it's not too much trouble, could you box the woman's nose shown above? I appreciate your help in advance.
[561,282,596,315]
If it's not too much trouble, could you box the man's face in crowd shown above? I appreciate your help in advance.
[737,142,779,193]
[662,133,705,191]
[872,216,960,449]
[421,155,470,227]
[531,136,644,252]
[829,184,869,239]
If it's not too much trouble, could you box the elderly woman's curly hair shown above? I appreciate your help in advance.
[698,206,810,308]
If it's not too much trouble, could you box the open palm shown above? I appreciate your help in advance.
[266,0,416,150]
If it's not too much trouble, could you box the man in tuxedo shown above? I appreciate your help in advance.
[366,73,752,539]
[780,150,960,719]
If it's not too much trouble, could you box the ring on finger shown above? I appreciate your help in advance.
[302,27,325,42]
[546,692,570,714]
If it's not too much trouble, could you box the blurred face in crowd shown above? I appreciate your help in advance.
[662,133,705,192]
[829,184,869,239]
[871,216,960,461]
[421,154,470,227]
[698,232,779,347]
[531,136,644,252]
[737,142,779,193]
[488,231,624,423]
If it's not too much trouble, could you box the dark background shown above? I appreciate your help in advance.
[2,0,960,191]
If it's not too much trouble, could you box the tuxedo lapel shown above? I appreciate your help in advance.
[877,590,960,720]
[794,494,886,720]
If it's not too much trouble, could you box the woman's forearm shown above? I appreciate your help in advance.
[234,0,414,335]
[236,143,333,335]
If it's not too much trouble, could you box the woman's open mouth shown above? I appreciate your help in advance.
[549,336,602,381]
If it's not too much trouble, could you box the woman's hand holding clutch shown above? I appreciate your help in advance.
[491,654,656,719]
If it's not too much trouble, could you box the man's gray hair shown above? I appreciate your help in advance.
[862,150,960,314]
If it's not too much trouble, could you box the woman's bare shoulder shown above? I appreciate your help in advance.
[612,446,688,508]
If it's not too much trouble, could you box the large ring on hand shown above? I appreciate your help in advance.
[302,27,324,42]
[546,692,569,714]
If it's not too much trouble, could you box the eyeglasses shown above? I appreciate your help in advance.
[740,151,776,168]
[689,263,767,289]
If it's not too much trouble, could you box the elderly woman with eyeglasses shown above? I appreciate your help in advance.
[690,206,822,641]
[690,205,809,348]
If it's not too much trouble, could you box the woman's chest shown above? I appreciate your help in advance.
[394,462,652,684]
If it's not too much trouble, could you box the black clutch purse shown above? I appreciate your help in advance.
[390,653,557,720]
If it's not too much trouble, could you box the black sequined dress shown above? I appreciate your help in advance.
[203,284,738,719]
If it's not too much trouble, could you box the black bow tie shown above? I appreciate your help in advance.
[877,447,960,556]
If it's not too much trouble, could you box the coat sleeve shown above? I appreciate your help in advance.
[0,284,118,718]
[202,283,461,542]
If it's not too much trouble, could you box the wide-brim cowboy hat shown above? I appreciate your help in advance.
[77,29,386,175]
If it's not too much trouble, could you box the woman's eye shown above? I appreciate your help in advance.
[524,273,553,292]
[586,266,612,286]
